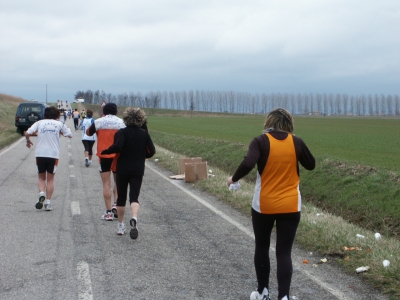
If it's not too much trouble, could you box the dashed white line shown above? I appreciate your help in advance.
[77,261,93,300]
[71,201,81,215]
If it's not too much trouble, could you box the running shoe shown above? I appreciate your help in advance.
[117,223,125,235]
[35,191,46,209]
[44,203,52,211]
[101,211,114,221]
[129,218,138,239]
[111,203,117,214]
[85,157,89,167]
[250,289,271,300]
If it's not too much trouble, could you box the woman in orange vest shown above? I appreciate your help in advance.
[227,108,315,300]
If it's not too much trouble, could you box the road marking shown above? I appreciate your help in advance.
[0,138,24,157]
[77,261,93,300]
[71,201,81,215]
[70,175,76,177]
[69,165,74,168]
[146,163,253,237]
[146,162,352,300]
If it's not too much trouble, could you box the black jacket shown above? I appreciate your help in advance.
[101,126,156,176]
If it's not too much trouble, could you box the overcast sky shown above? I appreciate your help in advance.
[1,0,399,102]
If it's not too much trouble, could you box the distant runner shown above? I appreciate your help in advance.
[73,108,80,130]
[78,108,96,167]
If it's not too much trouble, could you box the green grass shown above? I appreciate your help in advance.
[147,114,400,171]
[0,94,27,148]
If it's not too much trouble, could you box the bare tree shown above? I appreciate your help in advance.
[386,94,393,115]
[394,94,400,116]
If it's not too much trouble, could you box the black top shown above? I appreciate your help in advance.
[101,126,156,176]
[232,131,315,182]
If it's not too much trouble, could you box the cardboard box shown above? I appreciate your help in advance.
[184,161,208,182]
[178,157,202,174]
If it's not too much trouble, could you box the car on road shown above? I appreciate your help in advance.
[15,102,48,135]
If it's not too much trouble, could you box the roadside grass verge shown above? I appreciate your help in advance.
[0,94,26,149]
[150,144,400,298]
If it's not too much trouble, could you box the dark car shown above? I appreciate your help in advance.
[15,102,48,135]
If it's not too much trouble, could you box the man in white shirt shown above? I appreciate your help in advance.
[25,106,72,211]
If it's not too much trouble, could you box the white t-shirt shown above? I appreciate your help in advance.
[79,117,96,141]
[27,119,72,159]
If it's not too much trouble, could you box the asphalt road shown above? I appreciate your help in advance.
[0,117,389,300]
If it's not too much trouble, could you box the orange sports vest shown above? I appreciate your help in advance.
[258,133,300,214]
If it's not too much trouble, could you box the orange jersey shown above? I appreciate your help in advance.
[253,133,300,214]
[92,115,125,159]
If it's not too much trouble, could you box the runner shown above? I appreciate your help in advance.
[73,108,80,130]
[86,103,125,221]
[25,106,73,211]
[101,107,155,238]
[227,108,315,300]
[78,108,96,167]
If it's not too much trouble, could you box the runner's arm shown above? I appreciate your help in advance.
[86,122,96,136]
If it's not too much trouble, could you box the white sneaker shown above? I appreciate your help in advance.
[250,288,271,300]
[85,157,89,167]
[281,297,288,300]
[117,223,125,235]
[44,203,53,211]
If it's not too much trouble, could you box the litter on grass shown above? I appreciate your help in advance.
[383,260,390,267]
[356,266,370,273]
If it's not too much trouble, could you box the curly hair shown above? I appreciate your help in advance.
[263,108,294,133]
[44,106,60,120]
[122,107,146,127]
[86,109,93,117]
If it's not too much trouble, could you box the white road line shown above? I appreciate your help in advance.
[70,175,76,177]
[71,201,81,215]
[0,138,24,157]
[77,261,93,300]
[146,162,351,300]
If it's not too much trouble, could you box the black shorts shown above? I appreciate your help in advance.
[99,158,113,173]
[36,157,59,174]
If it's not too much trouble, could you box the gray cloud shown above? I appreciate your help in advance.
[1,0,399,102]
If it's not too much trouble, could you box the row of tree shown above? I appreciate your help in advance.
[74,90,400,116]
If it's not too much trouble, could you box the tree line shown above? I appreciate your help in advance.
[74,90,400,116]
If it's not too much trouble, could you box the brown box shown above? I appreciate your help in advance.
[184,161,208,182]
[178,157,202,174]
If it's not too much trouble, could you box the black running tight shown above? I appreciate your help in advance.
[251,209,300,299]
[116,173,143,207]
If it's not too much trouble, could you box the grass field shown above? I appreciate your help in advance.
[146,115,400,171]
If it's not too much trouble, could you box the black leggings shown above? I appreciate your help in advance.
[116,173,143,207]
[82,140,95,155]
[251,209,300,299]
